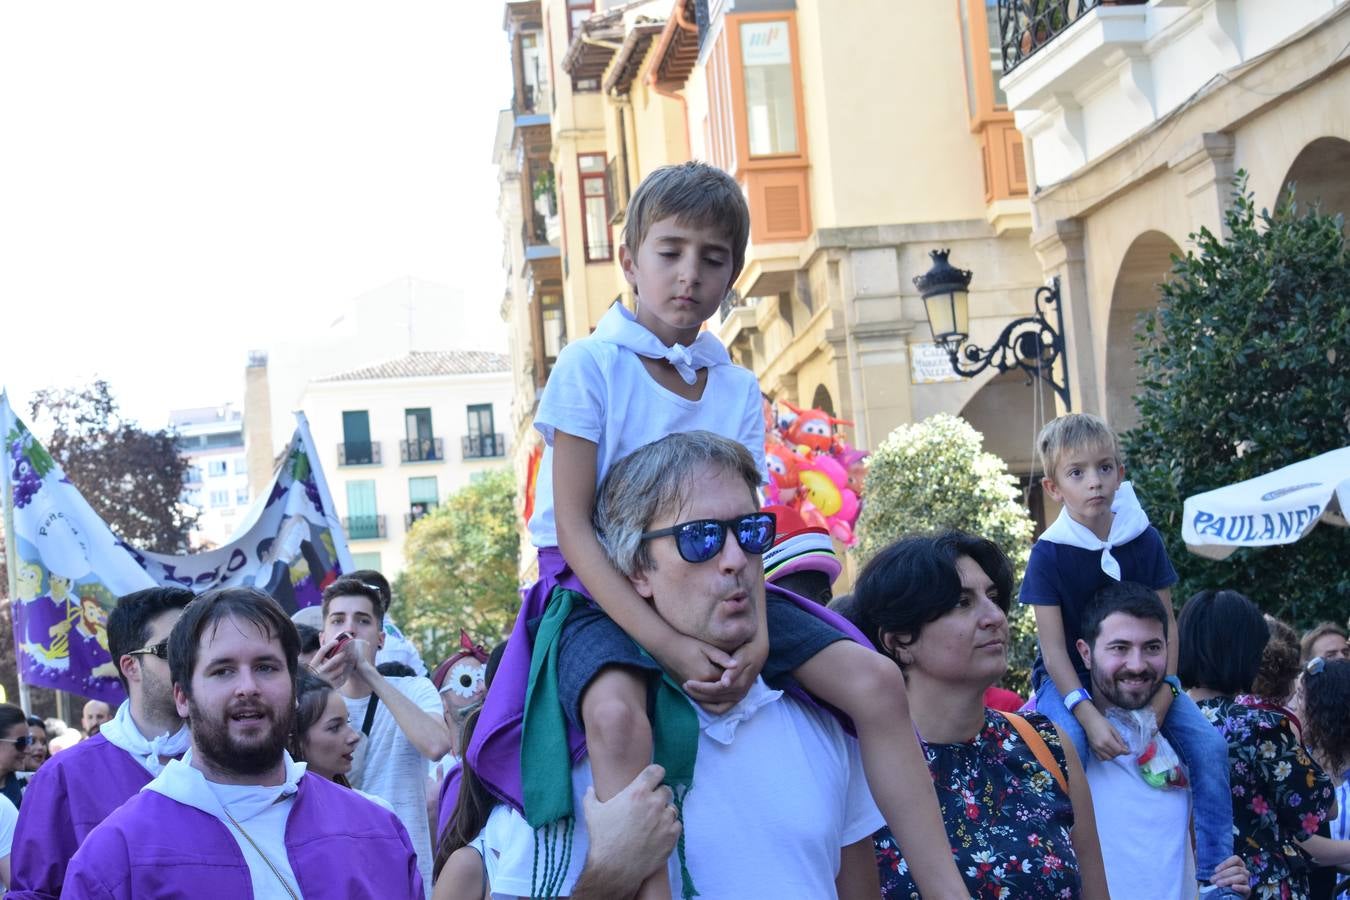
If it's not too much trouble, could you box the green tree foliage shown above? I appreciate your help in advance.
[1124,178,1350,626]
[391,468,521,667]
[854,413,1038,692]
[25,380,199,553]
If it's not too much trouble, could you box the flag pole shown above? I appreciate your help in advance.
[1,392,32,715]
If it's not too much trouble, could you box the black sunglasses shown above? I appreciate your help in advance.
[640,512,777,564]
[0,736,34,750]
[128,639,169,661]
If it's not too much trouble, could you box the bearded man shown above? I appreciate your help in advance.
[1075,581,1249,900]
[62,587,424,899]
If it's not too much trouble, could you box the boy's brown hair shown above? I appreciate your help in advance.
[622,161,751,287]
[1036,412,1122,478]
[320,575,385,625]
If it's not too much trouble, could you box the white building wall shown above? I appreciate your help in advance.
[298,371,514,579]
[1005,0,1347,187]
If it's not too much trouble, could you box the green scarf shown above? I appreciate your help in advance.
[520,587,700,898]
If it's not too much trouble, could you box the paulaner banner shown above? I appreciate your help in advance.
[1181,446,1350,561]
[1,393,351,702]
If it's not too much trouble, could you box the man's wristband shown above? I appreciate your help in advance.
[1163,675,1182,698]
[1064,688,1091,712]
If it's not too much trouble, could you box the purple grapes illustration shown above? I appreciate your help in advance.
[9,436,44,508]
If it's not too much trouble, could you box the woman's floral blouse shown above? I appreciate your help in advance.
[1198,695,1335,900]
[875,709,1081,899]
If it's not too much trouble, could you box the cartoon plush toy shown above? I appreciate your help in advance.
[763,399,867,546]
[765,444,805,506]
[781,401,854,456]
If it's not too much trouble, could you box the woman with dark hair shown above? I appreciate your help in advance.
[1297,658,1350,898]
[1180,590,1336,898]
[432,707,496,899]
[433,642,508,900]
[1250,616,1306,738]
[23,716,49,773]
[850,532,1109,898]
[288,669,361,787]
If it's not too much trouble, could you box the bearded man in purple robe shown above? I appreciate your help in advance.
[11,586,194,899]
[62,587,424,899]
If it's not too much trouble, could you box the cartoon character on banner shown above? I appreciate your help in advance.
[431,631,491,745]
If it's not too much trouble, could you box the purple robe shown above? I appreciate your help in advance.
[9,734,159,899]
[467,547,867,813]
[62,771,424,899]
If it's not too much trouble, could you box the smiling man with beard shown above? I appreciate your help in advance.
[62,587,424,899]
[1075,582,1249,900]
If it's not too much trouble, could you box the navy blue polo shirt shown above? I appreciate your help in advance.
[1020,525,1177,690]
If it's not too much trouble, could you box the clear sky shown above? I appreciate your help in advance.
[0,1,513,432]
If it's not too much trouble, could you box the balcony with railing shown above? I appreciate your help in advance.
[337,441,382,466]
[523,164,561,258]
[998,0,1155,185]
[400,437,444,463]
[404,504,436,529]
[462,434,506,460]
[344,514,386,541]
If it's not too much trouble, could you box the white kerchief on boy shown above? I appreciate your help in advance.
[1039,481,1151,580]
[591,301,730,385]
[99,700,192,776]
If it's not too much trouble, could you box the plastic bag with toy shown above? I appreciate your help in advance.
[1104,707,1189,790]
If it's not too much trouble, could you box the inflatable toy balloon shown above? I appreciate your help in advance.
[835,487,859,524]
[781,402,853,455]
[799,469,843,517]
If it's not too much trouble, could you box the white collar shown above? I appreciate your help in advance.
[591,301,730,385]
[147,751,307,824]
[1039,481,1151,580]
[694,678,784,745]
[99,700,191,776]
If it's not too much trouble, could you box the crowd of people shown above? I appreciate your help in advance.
[0,161,1346,899]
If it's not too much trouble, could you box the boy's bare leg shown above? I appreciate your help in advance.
[794,642,968,900]
[581,666,673,900]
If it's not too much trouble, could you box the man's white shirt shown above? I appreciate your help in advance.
[492,678,883,898]
[345,674,443,889]
[1086,720,1195,900]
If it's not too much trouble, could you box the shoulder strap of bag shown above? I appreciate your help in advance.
[996,709,1070,796]
[361,693,381,737]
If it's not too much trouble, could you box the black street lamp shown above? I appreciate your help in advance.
[913,248,1072,409]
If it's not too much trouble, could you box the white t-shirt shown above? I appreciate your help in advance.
[1086,738,1195,900]
[345,675,443,890]
[492,679,882,898]
[210,780,301,900]
[0,793,18,859]
[527,327,766,549]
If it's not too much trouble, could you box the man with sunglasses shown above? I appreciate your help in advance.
[10,586,193,900]
[491,431,884,898]
[0,705,32,811]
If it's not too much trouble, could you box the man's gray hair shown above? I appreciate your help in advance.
[594,431,762,577]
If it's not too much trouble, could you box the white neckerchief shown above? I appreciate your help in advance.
[1039,481,1151,580]
[591,301,730,385]
[695,679,784,745]
[147,751,307,823]
[99,700,191,776]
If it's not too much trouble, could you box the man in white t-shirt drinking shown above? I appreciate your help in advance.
[316,575,452,889]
